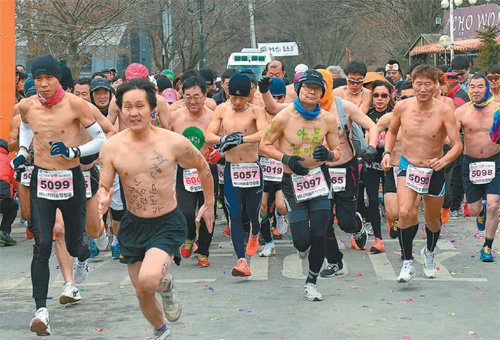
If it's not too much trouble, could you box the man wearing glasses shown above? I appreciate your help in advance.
[451,56,472,94]
[486,64,500,103]
[332,61,373,114]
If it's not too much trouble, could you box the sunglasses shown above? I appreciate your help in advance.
[347,78,364,84]
[453,70,468,76]
[272,95,284,100]
[373,93,389,98]
[400,95,415,100]
[487,75,500,82]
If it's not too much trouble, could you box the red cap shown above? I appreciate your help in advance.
[125,63,149,80]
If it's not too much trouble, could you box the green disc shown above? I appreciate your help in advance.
[182,127,205,150]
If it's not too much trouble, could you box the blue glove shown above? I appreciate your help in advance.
[10,149,29,170]
[50,141,80,160]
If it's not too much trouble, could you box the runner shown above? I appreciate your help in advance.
[455,74,499,262]
[212,69,238,105]
[0,139,18,246]
[381,64,463,283]
[266,60,296,102]
[205,74,268,276]
[98,77,214,340]
[240,69,265,107]
[451,56,472,94]
[74,78,91,102]
[90,77,113,117]
[486,63,500,103]
[10,54,106,335]
[169,76,215,267]
[284,63,308,102]
[168,71,217,112]
[260,70,341,300]
[332,61,373,114]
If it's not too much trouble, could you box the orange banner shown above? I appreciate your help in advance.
[0,0,16,141]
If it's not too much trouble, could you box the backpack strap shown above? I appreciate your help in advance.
[335,96,355,156]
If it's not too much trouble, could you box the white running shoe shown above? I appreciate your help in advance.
[159,276,182,322]
[421,247,437,278]
[259,242,276,257]
[74,261,89,284]
[276,212,288,234]
[304,283,324,301]
[59,282,82,305]
[95,228,110,251]
[364,222,374,236]
[397,260,415,283]
[154,327,173,339]
[30,307,51,336]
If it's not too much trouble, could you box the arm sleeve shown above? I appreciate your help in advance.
[19,119,34,150]
[78,121,106,157]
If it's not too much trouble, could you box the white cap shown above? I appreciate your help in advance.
[294,63,308,74]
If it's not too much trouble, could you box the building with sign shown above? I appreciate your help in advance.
[405,3,499,67]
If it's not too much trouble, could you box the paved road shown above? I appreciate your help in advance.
[0,212,498,339]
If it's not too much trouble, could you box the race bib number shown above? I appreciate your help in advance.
[183,168,202,192]
[217,164,224,184]
[405,165,432,194]
[292,167,329,202]
[83,171,92,198]
[37,169,74,200]
[469,161,495,185]
[20,166,33,187]
[328,168,346,192]
[260,157,283,182]
[230,163,260,188]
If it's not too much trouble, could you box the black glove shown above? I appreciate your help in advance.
[282,154,309,176]
[220,132,244,152]
[313,145,333,162]
[50,141,80,160]
[361,145,377,162]
[258,76,273,93]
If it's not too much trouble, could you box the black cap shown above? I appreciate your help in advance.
[31,55,62,81]
[296,70,325,97]
[157,77,172,93]
[0,138,8,152]
[228,74,251,97]
[90,77,111,92]
[239,69,257,84]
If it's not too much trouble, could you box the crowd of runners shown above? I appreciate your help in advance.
[0,54,499,339]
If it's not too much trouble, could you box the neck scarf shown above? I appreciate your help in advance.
[470,74,495,110]
[317,69,333,111]
[294,97,321,120]
[38,85,65,105]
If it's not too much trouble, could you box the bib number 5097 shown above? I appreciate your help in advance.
[296,177,320,191]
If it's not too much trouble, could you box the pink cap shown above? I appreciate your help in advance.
[162,88,179,103]
[125,63,149,80]
[294,72,303,83]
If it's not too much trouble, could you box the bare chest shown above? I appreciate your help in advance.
[222,112,256,135]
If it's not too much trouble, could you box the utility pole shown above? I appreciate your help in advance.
[161,0,174,70]
[248,0,257,49]
[187,0,215,70]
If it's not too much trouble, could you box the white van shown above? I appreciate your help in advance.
[227,48,274,79]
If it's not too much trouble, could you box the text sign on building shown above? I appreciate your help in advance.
[258,42,299,56]
[443,3,500,38]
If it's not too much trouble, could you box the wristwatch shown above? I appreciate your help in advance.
[382,151,391,157]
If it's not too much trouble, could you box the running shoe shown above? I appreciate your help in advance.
[397,260,415,283]
[30,307,51,336]
[441,208,450,224]
[59,282,82,305]
[95,228,109,251]
[480,246,494,262]
[159,276,182,322]
[272,227,283,240]
[364,222,374,236]
[0,231,17,246]
[449,210,460,220]
[369,238,385,253]
[388,219,399,239]
[89,239,99,258]
[420,247,437,278]
[74,261,89,284]
[320,261,345,278]
[304,283,324,301]
[259,242,276,257]
[476,205,486,231]
[180,239,195,258]
[246,234,259,256]
[221,225,230,237]
[111,244,121,260]
[196,254,210,267]
[154,327,173,340]
[350,223,367,250]
[276,212,288,234]
[464,203,470,217]
[231,258,251,277]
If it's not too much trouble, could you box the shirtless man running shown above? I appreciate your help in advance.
[98,77,214,339]
[10,54,106,335]
[260,70,341,301]
[382,64,463,283]
[455,74,500,262]
[332,61,373,114]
